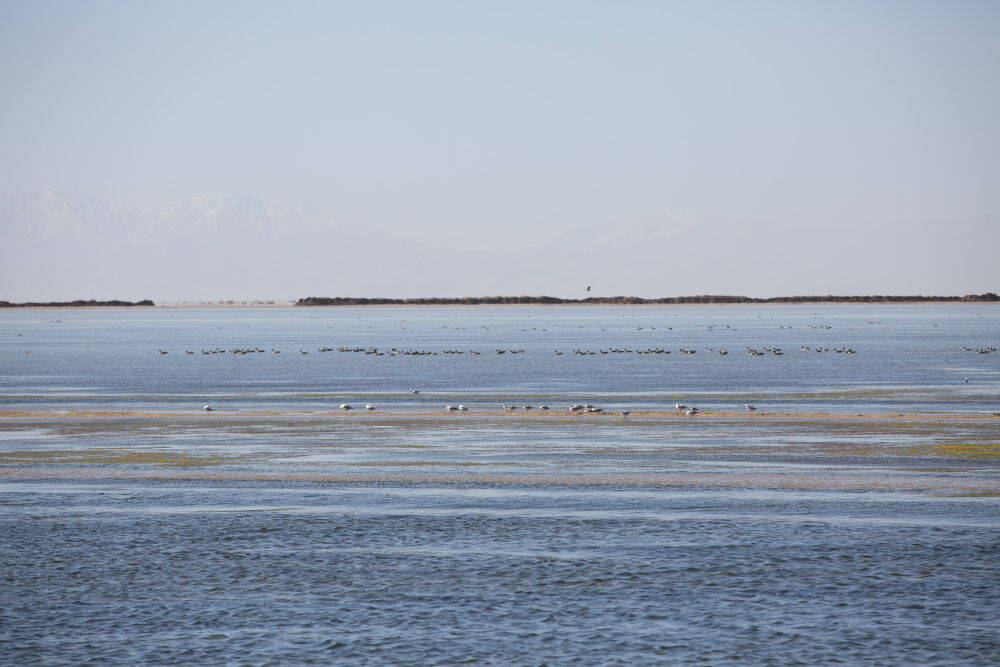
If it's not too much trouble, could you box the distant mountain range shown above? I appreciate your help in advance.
[0,190,485,301]
[2,190,996,301]
[0,190,355,243]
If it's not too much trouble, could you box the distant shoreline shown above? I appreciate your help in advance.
[1,294,998,308]
[0,299,155,308]
[295,294,1000,306]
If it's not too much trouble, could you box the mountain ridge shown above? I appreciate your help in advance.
[0,190,483,301]
[3,190,997,302]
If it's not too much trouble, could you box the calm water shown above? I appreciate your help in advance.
[1,305,999,664]
[1,303,999,412]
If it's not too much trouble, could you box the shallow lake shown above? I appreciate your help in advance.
[1,304,998,664]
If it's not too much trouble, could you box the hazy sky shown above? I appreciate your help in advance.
[2,1,998,296]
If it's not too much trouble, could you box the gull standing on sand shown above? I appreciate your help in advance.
[745,404,757,411]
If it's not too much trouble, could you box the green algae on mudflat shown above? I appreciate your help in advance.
[931,442,1000,459]
[845,441,1000,460]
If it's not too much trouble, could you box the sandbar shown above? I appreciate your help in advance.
[0,408,998,422]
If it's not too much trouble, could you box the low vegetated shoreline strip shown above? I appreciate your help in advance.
[2,294,997,307]
[297,293,1000,306]
[0,299,155,308]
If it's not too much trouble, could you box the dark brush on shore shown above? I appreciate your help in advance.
[0,299,155,308]
[296,294,999,306]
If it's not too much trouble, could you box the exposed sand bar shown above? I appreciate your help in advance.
[3,407,996,494]
[1,408,999,422]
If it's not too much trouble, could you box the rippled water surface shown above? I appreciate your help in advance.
[2,475,999,664]
[1,305,998,664]
[1,303,998,412]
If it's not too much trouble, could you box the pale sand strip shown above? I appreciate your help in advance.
[1,409,997,422]
[1,466,997,493]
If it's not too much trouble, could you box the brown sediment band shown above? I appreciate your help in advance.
[1,466,997,494]
[0,409,997,421]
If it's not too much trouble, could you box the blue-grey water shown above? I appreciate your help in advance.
[1,303,999,412]
[1,304,999,664]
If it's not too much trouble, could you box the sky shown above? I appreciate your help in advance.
[1,0,998,298]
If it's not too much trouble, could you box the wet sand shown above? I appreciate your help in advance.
[2,407,997,494]
[2,408,998,421]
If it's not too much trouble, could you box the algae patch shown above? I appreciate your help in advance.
[931,442,1000,460]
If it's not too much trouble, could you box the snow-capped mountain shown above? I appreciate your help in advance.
[3,190,994,301]
[1,190,357,243]
[136,192,351,240]
[0,190,135,244]
[0,190,472,301]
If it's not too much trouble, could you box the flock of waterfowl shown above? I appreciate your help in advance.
[162,344,998,357]
[202,400,1000,417]
[335,403,378,411]
[199,400,764,417]
[159,345,869,358]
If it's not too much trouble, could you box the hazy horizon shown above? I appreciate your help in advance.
[2,1,998,300]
